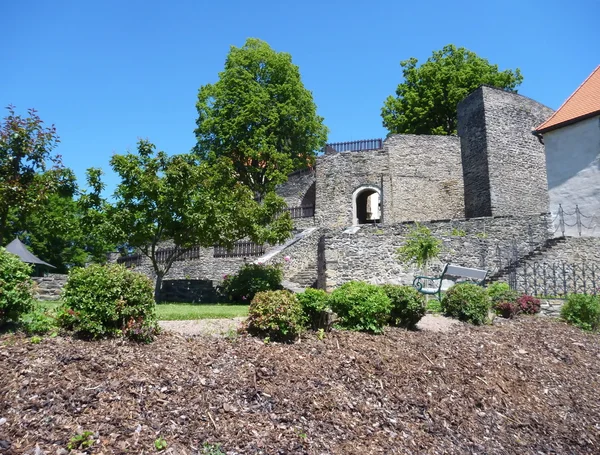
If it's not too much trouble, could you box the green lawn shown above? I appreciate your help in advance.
[155,304,248,321]
[38,301,248,321]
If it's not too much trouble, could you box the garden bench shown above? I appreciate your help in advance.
[412,264,488,301]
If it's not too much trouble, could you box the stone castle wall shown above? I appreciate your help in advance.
[275,168,315,207]
[384,135,464,222]
[314,135,465,228]
[321,214,552,290]
[458,86,554,217]
[315,148,390,228]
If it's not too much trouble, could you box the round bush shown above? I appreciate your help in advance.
[561,294,600,331]
[220,263,283,303]
[517,295,541,315]
[296,288,330,330]
[487,282,520,306]
[58,264,157,341]
[0,248,35,324]
[495,301,519,319]
[246,290,306,342]
[442,282,491,325]
[381,284,425,329]
[329,281,391,333]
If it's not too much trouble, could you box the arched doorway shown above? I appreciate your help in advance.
[352,186,381,225]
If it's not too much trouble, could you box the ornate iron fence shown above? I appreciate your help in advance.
[503,262,599,297]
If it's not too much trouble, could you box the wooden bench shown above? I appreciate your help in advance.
[412,264,488,300]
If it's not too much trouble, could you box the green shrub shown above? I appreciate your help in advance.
[220,263,283,303]
[381,284,425,329]
[396,224,441,270]
[561,294,600,331]
[57,264,158,341]
[441,282,491,325]
[20,305,57,335]
[329,281,391,333]
[296,288,330,330]
[487,282,520,306]
[246,290,306,342]
[0,248,35,324]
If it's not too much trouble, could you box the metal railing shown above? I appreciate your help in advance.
[323,138,383,153]
[213,241,265,258]
[552,204,599,237]
[504,262,599,297]
[283,205,315,219]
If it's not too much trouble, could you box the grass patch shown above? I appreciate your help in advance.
[38,300,248,321]
[155,303,248,321]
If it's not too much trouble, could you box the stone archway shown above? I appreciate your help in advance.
[352,185,381,225]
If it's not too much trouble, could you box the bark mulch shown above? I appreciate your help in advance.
[1,317,599,454]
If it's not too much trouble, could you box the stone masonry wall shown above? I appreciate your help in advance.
[458,86,554,217]
[315,149,390,228]
[384,135,464,221]
[314,135,464,228]
[33,274,68,301]
[457,88,492,217]
[322,214,551,290]
[275,168,315,207]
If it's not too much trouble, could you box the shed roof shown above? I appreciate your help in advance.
[4,238,55,268]
[535,65,600,134]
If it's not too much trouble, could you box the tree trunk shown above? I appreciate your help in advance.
[154,273,164,303]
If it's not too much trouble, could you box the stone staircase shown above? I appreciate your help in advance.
[490,236,567,281]
[288,262,318,289]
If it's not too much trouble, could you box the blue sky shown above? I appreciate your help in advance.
[3,0,599,194]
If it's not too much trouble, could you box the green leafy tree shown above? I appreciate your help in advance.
[110,140,292,301]
[9,168,115,272]
[0,106,62,245]
[381,45,524,135]
[195,38,328,195]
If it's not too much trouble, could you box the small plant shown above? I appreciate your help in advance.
[316,328,326,340]
[0,247,35,325]
[329,281,391,333]
[154,437,167,451]
[475,232,488,239]
[450,228,466,237]
[561,294,600,331]
[57,264,158,341]
[202,443,225,455]
[67,430,94,450]
[30,335,42,344]
[374,229,385,235]
[381,284,425,329]
[516,295,541,315]
[296,288,330,330]
[20,305,57,335]
[219,263,283,303]
[442,282,491,325]
[487,282,519,306]
[246,290,306,342]
[397,224,442,272]
[426,298,442,314]
[495,301,519,319]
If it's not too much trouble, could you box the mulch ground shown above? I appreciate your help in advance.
[1,318,600,455]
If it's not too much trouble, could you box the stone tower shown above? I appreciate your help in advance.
[457,86,554,218]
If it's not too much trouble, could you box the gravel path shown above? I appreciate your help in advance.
[159,317,246,337]
[159,314,459,337]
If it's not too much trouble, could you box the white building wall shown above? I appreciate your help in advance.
[544,115,600,237]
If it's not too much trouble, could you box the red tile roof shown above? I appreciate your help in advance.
[535,65,600,133]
